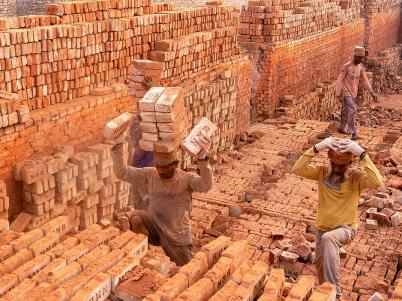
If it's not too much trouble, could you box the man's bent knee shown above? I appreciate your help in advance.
[321,232,336,245]
[130,215,149,236]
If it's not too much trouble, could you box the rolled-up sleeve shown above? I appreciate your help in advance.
[111,143,147,183]
[188,160,213,193]
[358,154,383,190]
[292,147,320,181]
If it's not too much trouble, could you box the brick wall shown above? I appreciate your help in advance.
[247,20,365,118]
[364,12,401,56]
[0,0,16,17]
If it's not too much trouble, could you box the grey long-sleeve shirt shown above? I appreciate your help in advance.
[111,143,213,245]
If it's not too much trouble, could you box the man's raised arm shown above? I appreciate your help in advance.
[111,139,147,184]
[292,138,339,181]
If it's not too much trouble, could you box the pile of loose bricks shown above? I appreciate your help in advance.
[188,118,402,300]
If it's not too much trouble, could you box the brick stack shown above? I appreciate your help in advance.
[276,81,342,121]
[0,0,16,17]
[130,24,251,157]
[368,45,402,94]
[363,0,402,14]
[69,152,101,229]
[138,87,190,153]
[363,3,401,56]
[131,26,242,89]
[14,155,60,230]
[239,0,360,43]
[0,181,9,223]
[115,181,129,211]
[0,222,149,300]
[87,144,119,221]
[13,139,132,230]
[0,3,237,111]
[16,0,55,16]
[0,92,29,135]
[45,0,152,23]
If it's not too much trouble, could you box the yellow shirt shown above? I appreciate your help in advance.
[292,147,383,231]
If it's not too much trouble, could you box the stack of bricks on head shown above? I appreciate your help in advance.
[138,87,191,154]
[137,86,218,158]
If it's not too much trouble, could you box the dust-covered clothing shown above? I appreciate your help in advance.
[112,143,213,246]
[339,95,357,135]
[335,62,374,98]
[293,148,382,298]
[292,147,383,231]
[132,210,192,266]
[316,226,356,297]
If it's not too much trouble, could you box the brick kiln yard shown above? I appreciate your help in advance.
[0,0,402,300]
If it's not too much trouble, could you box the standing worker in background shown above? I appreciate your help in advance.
[128,114,154,210]
[292,137,383,300]
[335,46,378,141]
[110,130,213,266]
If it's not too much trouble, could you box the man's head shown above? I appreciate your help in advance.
[328,149,354,176]
[154,151,179,179]
[353,46,365,65]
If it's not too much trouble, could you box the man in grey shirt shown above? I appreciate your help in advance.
[111,131,213,266]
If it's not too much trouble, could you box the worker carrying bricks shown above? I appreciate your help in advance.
[292,137,383,299]
[110,130,213,266]
[335,46,378,141]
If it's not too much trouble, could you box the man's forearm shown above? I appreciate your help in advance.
[189,159,213,193]
[111,143,145,183]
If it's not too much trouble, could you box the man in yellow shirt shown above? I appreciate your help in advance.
[292,137,383,299]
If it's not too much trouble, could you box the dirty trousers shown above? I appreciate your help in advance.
[133,210,192,266]
[316,226,356,297]
[339,96,357,135]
